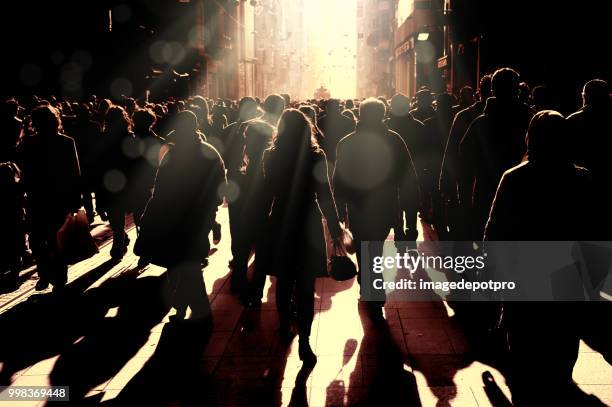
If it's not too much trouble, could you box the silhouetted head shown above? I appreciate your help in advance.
[244,121,274,169]
[30,105,62,135]
[191,95,208,111]
[2,99,19,117]
[415,88,433,108]
[390,93,411,117]
[531,85,551,110]
[281,93,291,106]
[479,74,493,100]
[518,81,531,104]
[263,94,286,119]
[491,68,520,101]
[133,108,157,134]
[582,79,609,108]
[0,162,19,189]
[526,110,569,163]
[345,99,354,110]
[170,110,199,146]
[435,93,457,113]
[238,97,259,121]
[298,104,317,125]
[273,109,317,154]
[104,105,132,135]
[359,97,386,127]
[323,98,341,114]
[98,99,112,116]
[459,86,474,106]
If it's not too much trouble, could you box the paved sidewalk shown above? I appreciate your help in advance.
[1,208,611,406]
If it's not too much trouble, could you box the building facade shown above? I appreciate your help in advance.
[393,0,446,97]
[356,0,395,98]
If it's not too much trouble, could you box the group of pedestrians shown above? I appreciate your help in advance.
[0,71,610,401]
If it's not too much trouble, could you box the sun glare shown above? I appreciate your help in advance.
[301,0,357,99]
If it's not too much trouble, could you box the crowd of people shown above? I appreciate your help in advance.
[0,68,610,403]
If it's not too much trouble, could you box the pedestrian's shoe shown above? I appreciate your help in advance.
[35,278,49,291]
[298,340,317,366]
[52,283,66,295]
[367,303,386,326]
[86,211,96,224]
[212,222,222,245]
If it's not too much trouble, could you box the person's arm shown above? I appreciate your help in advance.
[332,142,347,223]
[397,135,420,240]
[458,119,479,207]
[67,137,83,212]
[483,173,512,241]
[314,151,342,238]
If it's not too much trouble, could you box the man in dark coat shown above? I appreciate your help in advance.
[334,98,420,320]
[484,110,611,406]
[17,105,81,292]
[137,111,227,324]
[459,68,534,240]
[0,99,23,163]
[567,79,611,188]
[439,75,492,239]
[317,98,355,164]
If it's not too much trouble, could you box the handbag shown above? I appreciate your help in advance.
[56,209,99,264]
[328,239,357,281]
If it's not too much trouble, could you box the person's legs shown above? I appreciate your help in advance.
[179,261,211,322]
[295,271,316,364]
[108,206,127,259]
[276,272,295,338]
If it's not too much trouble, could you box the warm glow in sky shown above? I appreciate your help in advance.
[302,0,357,99]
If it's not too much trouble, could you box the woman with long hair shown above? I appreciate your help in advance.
[263,109,343,366]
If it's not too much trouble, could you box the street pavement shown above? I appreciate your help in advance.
[1,206,611,406]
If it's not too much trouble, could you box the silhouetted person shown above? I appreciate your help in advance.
[0,162,24,292]
[385,93,424,156]
[0,99,23,162]
[231,120,274,305]
[439,75,492,239]
[317,98,355,164]
[567,79,611,188]
[16,105,81,292]
[226,95,280,282]
[409,88,435,122]
[263,109,342,366]
[98,106,136,260]
[141,110,226,323]
[459,68,534,239]
[484,111,603,405]
[129,108,164,228]
[69,103,101,223]
[334,98,419,320]
[422,93,457,223]
[299,104,325,146]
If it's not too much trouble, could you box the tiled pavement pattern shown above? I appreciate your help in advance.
[1,207,611,406]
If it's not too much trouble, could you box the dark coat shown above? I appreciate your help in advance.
[459,97,534,238]
[16,132,81,220]
[334,123,420,239]
[137,139,226,266]
[485,161,598,241]
[263,148,339,278]
[567,104,612,187]
[439,100,485,201]
[317,111,355,163]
